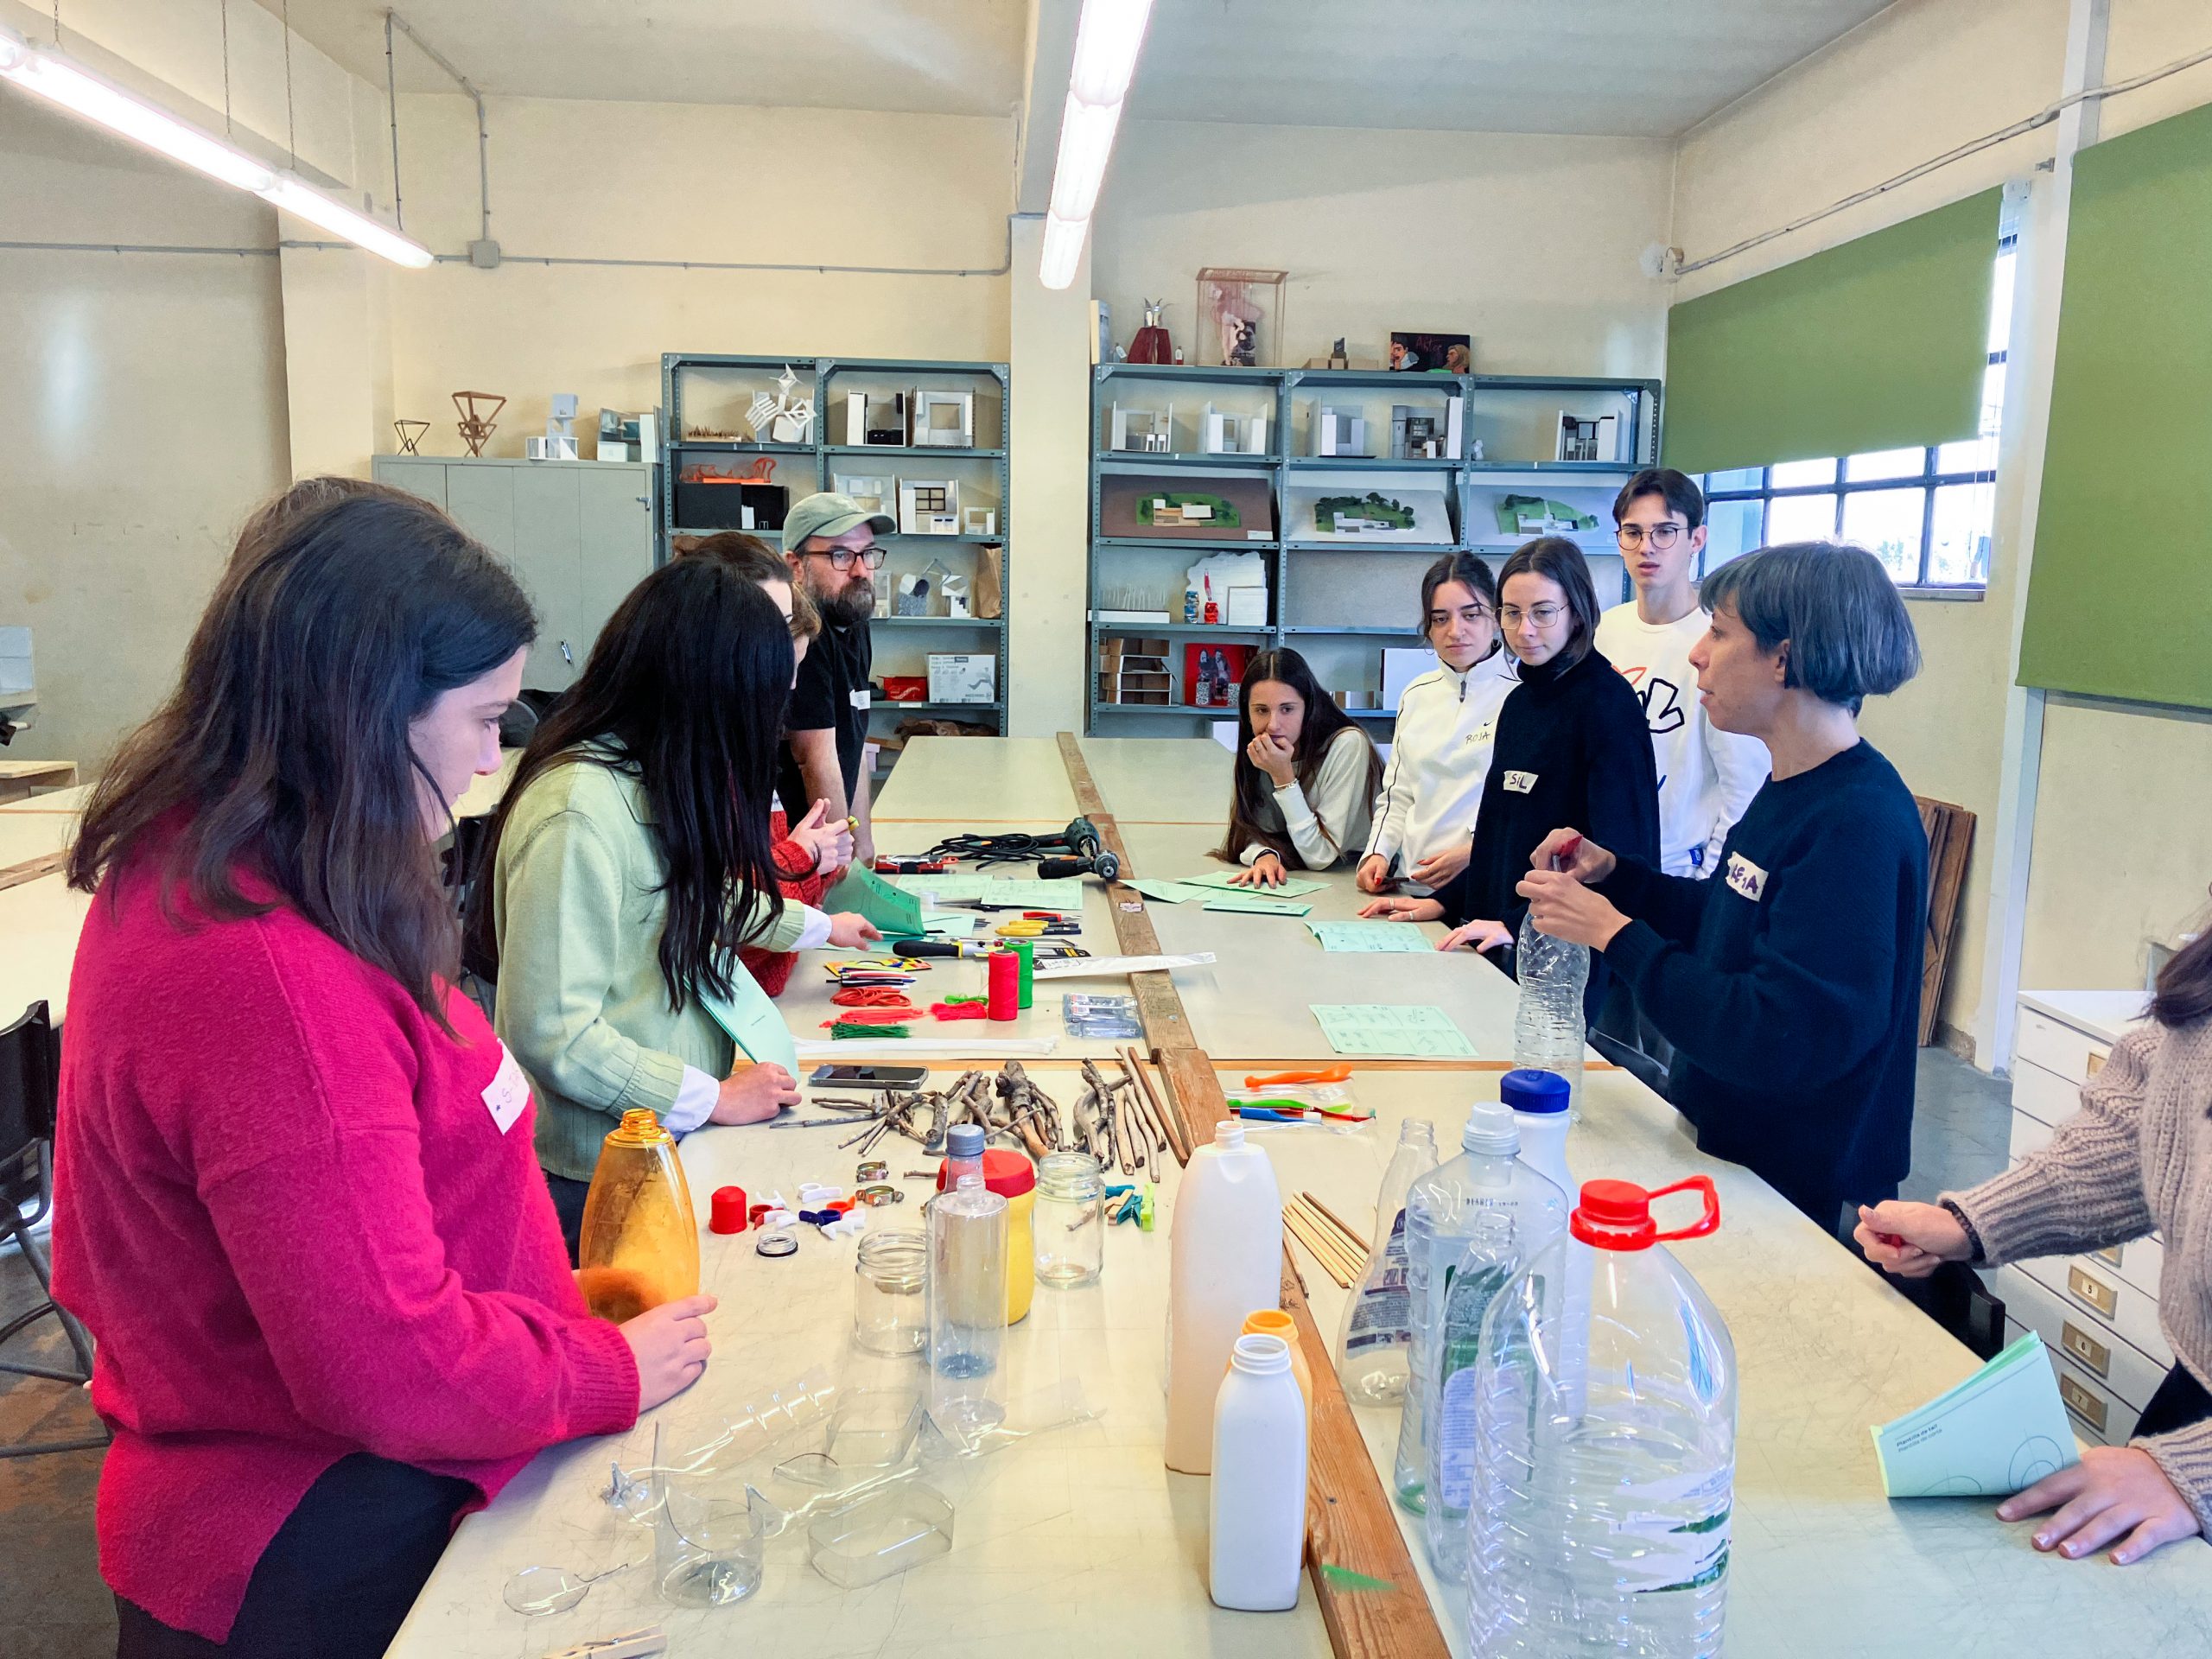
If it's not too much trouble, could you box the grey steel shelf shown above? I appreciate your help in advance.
[662,350,1011,741]
[1084,362,1661,734]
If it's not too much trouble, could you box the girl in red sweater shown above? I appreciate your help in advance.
[53,486,715,1657]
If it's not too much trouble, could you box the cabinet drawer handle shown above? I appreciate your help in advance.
[2092,1243,2125,1270]
[2062,1321,2111,1378]
[2067,1264,2119,1319]
[2087,1050,2107,1077]
[2058,1374,2107,1433]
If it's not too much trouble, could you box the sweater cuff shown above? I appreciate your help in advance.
[614,1046,688,1120]
[1600,918,1667,986]
[1942,1163,2063,1269]
[2135,1413,2212,1541]
[557,1311,643,1439]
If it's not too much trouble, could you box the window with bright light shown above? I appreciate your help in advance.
[1695,238,2016,592]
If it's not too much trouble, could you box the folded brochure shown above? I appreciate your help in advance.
[1872,1331,2080,1497]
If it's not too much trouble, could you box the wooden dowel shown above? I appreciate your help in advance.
[1286,1200,1363,1282]
[1301,1191,1371,1257]
[1284,1211,1353,1288]
[1125,1046,1188,1163]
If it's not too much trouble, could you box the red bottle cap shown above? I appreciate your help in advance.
[936,1147,1037,1198]
[709,1185,749,1234]
[1568,1175,1720,1251]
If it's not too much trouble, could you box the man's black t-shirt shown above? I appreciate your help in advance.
[779,613,871,819]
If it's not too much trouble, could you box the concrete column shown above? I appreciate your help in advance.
[278,238,393,480]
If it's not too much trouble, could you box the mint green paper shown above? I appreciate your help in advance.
[1178,869,1328,898]
[1205,893,1314,917]
[697,970,799,1077]
[1128,878,1212,905]
[1311,1004,1477,1058]
[1872,1332,2080,1497]
[893,874,1086,909]
[824,864,930,936]
[1307,920,1433,953]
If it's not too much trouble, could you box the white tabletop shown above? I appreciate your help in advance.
[0,873,91,1024]
[0,801,74,884]
[0,781,90,814]
[875,736,1233,827]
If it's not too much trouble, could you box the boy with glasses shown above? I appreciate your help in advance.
[778,492,895,867]
[1595,468,1769,880]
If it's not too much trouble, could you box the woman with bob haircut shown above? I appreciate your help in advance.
[53,486,706,1657]
[1514,542,1928,1236]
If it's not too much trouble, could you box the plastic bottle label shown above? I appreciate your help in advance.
[1344,1211,1413,1354]
[1609,1467,1733,1594]
[1432,1257,1514,1510]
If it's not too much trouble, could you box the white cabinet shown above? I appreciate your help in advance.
[372,456,657,694]
[2001,988,2165,1442]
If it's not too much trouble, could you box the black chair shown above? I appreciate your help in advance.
[0,1000,106,1458]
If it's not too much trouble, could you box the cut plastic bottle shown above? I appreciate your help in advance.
[1335,1118,1440,1405]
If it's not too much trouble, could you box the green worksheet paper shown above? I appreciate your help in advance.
[893,873,1086,909]
[1872,1332,2082,1497]
[698,972,800,1075]
[1306,919,1433,953]
[1204,893,1315,917]
[1127,877,1213,905]
[823,865,930,935]
[1310,1004,1478,1058]
[1177,869,1329,898]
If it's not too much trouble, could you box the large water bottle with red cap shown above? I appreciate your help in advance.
[1466,1176,1737,1657]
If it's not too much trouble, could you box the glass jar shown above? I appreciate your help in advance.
[1033,1151,1106,1287]
[853,1230,928,1356]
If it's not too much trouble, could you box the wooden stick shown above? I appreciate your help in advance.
[1124,1046,1188,1162]
[1292,1198,1366,1281]
[1286,1200,1363,1282]
[1301,1191,1372,1257]
[1284,1211,1354,1288]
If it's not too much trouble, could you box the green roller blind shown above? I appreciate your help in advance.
[2018,101,2212,709]
[1662,188,2002,475]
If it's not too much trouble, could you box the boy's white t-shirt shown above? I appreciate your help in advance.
[1594,602,1770,878]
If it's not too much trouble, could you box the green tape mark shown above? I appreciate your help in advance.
[1319,1564,1395,1592]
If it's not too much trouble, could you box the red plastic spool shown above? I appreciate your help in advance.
[1568,1175,1720,1252]
[986,949,1020,1021]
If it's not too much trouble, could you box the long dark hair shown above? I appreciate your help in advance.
[1497,536,1601,668]
[1216,648,1382,866]
[2151,892,2212,1027]
[70,488,537,1028]
[467,560,794,1010]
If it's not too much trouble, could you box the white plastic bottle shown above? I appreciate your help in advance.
[1393,1105,1566,1517]
[1468,1175,1738,1657]
[1335,1118,1440,1404]
[1501,1067,1573,1198]
[1208,1332,1308,1611]
[1512,912,1588,1109]
[1166,1120,1282,1473]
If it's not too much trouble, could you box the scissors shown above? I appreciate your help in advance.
[997,917,1081,938]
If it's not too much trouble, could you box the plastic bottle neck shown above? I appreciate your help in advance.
[1229,1332,1292,1376]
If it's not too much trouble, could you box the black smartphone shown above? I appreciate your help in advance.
[809,1064,929,1090]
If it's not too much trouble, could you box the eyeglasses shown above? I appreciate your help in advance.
[1617,523,1688,550]
[1499,602,1568,628]
[809,544,886,571]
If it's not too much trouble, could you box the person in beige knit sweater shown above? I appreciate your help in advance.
[1856,918,2212,1565]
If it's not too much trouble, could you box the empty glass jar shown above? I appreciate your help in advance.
[1033,1151,1106,1287]
[853,1230,928,1355]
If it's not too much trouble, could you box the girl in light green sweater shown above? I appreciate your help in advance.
[467,562,876,1254]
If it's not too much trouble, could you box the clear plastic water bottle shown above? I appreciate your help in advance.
[1335,1119,1440,1405]
[1393,1105,1566,1520]
[1468,1176,1737,1657]
[1513,911,1588,1109]
[926,1124,1008,1445]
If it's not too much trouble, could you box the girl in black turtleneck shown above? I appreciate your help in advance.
[1362,536,1657,1019]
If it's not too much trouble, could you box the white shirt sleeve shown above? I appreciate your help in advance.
[794,905,834,950]
[1701,723,1771,873]
[1277,729,1372,868]
[665,1065,721,1134]
[1363,693,1415,864]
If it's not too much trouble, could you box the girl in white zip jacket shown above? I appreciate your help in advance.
[1357,552,1519,895]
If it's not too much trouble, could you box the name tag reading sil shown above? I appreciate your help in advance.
[1503,770,1537,794]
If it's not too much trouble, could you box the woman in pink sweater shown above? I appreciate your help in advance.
[52,485,715,1656]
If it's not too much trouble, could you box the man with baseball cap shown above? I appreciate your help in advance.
[779,491,895,866]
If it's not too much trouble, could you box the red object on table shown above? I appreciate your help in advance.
[931,1001,988,1021]
[936,1148,1039,1197]
[987,950,1020,1020]
[709,1186,749,1234]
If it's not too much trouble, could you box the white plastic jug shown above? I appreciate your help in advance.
[1164,1120,1282,1473]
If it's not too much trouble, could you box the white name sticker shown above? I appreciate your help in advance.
[1725,853,1769,903]
[849,688,872,711]
[482,1043,530,1136]
[1503,770,1537,794]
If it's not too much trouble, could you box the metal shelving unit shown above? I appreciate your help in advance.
[661,353,1010,753]
[1085,363,1662,735]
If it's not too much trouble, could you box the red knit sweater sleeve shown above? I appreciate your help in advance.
[190,927,639,1464]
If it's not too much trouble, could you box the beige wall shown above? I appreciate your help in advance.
[1093,121,1674,377]
[0,95,289,772]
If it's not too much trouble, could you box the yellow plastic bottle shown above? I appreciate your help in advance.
[576,1109,701,1323]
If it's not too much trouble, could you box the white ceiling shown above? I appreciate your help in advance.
[262,0,1897,137]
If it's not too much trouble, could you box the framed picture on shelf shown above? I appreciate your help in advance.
[834,474,893,516]
[1183,642,1252,709]
[1389,332,1471,374]
[898,478,963,536]
[1099,472,1275,540]
[1196,267,1286,368]
[1285,485,1452,543]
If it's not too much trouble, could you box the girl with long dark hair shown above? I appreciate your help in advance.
[1214,647,1383,888]
[1857,898,2212,1566]
[468,558,879,1255]
[52,486,707,1658]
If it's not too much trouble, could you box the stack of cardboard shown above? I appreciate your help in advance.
[1096,636,1173,706]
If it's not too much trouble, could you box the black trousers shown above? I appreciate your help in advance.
[2136,1362,2212,1440]
[115,1454,473,1659]
[545,1168,591,1267]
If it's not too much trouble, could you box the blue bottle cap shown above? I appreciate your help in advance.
[1501,1068,1571,1113]
[945,1123,987,1160]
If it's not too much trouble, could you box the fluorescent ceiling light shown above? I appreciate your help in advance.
[0,28,433,270]
[1038,0,1155,290]
[0,29,275,194]
[259,173,434,269]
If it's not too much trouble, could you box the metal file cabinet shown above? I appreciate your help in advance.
[1996,989,2167,1445]
[372,456,658,695]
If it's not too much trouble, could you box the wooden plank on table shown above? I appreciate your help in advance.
[0,850,67,893]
